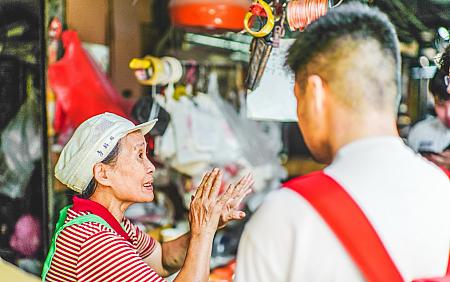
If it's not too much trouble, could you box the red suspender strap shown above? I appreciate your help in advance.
[439,166,450,179]
[448,252,450,276]
[284,171,404,282]
[439,168,450,275]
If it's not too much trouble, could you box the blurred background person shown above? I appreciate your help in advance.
[408,68,450,174]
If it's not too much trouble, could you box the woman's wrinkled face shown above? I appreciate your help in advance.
[107,131,155,203]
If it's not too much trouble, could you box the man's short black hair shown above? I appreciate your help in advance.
[430,70,450,101]
[440,44,450,75]
[286,2,400,95]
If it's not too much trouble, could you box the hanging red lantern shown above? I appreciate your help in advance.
[169,0,250,32]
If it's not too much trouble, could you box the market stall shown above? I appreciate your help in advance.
[0,0,449,280]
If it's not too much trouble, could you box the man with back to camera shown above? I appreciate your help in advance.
[408,69,450,175]
[235,3,450,282]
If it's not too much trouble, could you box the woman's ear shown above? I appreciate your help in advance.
[93,163,112,187]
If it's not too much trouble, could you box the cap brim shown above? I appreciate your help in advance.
[126,118,158,136]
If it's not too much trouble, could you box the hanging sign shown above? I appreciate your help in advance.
[246,39,297,122]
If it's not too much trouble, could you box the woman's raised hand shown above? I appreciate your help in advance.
[188,168,225,236]
[218,173,253,229]
[175,169,253,282]
[189,169,254,236]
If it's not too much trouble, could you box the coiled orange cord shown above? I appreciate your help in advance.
[287,0,343,31]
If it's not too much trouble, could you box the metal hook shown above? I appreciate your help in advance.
[330,0,344,9]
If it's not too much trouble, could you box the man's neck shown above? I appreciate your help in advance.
[329,111,399,159]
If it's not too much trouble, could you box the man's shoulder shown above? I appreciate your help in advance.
[245,187,321,233]
[400,148,450,185]
[256,172,339,218]
[260,188,311,212]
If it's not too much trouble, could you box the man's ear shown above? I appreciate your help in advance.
[307,74,327,115]
[294,80,301,101]
[93,163,112,187]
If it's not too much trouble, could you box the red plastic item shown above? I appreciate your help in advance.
[48,31,129,132]
[169,0,249,31]
[48,17,62,40]
[210,259,236,282]
[249,3,267,17]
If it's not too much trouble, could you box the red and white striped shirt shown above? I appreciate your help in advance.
[46,205,164,282]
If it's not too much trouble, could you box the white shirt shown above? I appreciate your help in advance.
[235,136,450,282]
[408,117,450,153]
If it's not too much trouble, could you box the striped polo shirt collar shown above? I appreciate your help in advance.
[72,196,131,242]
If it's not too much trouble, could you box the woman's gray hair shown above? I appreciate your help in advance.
[80,142,121,199]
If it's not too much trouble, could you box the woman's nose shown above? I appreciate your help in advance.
[147,160,155,174]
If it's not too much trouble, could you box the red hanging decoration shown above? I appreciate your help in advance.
[169,0,250,32]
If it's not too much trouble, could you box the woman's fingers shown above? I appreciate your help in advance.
[218,183,235,207]
[209,170,223,200]
[232,174,247,190]
[201,168,219,199]
[194,171,211,199]
[226,174,247,199]
[235,184,253,205]
[229,174,254,205]
[236,174,252,192]
[194,170,253,216]
[230,210,246,220]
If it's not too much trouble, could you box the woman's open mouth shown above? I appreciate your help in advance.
[143,182,153,191]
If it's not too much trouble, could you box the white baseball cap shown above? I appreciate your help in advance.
[55,112,157,193]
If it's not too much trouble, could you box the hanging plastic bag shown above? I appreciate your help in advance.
[209,72,281,166]
[9,214,41,257]
[0,60,27,133]
[154,85,229,176]
[193,92,240,165]
[48,30,129,132]
[207,72,286,192]
[0,75,41,199]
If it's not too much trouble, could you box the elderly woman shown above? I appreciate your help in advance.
[42,113,252,282]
